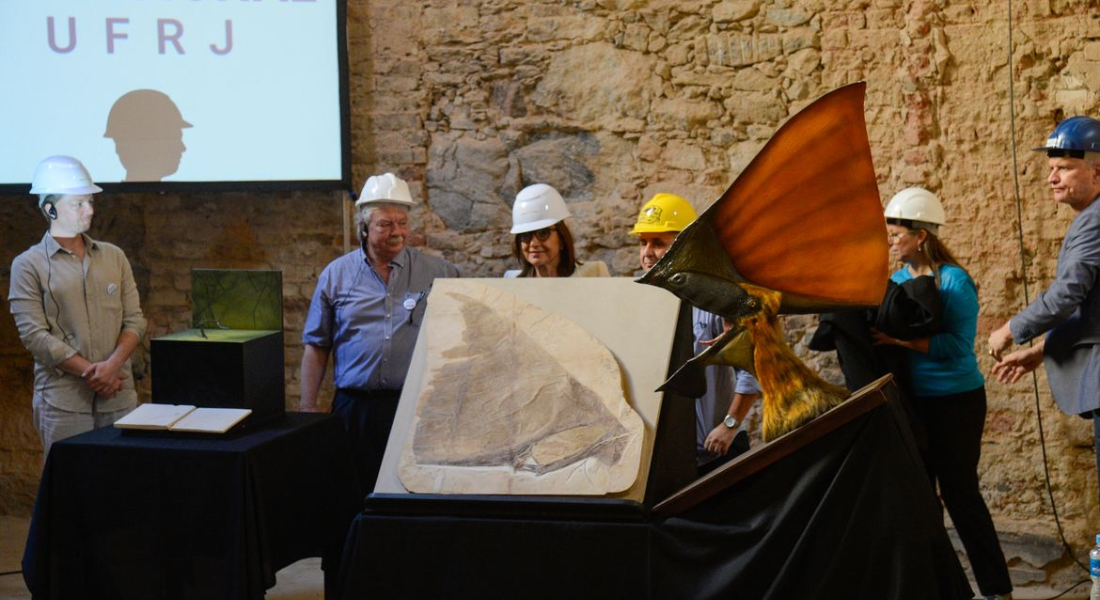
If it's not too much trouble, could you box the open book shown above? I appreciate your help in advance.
[114,403,252,434]
[169,407,252,433]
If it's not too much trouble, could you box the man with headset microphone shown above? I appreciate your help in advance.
[8,155,147,456]
[990,116,1100,510]
[300,173,459,493]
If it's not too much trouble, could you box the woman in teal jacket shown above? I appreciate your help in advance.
[873,188,1012,600]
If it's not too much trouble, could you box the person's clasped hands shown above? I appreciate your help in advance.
[82,360,126,398]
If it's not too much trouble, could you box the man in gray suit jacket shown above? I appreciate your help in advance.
[990,115,1100,504]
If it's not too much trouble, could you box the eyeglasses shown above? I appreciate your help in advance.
[518,228,554,243]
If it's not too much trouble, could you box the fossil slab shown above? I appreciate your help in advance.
[398,280,644,495]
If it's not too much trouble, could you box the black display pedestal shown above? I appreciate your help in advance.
[339,378,973,600]
[151,328,285,424]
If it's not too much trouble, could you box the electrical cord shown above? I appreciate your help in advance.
[1006,0,1092,596]
[194,318,229,340]
[1043,579,1089,599]
[44,231,69,342]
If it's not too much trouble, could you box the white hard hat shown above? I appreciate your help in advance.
[30,155,102,196]
[355,173,416,209]
[510,183,571,234]
[884,187,945,227]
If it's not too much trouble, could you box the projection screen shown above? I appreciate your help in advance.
[0,0,350,193]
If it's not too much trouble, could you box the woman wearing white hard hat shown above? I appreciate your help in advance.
[504,183,609,278]
[872,187,1013,600]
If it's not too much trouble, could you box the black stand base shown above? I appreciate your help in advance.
[338,378,972,600]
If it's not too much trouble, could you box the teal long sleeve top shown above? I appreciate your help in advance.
[890,264,984,397]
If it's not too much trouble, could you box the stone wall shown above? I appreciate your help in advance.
[3,0,1100,592]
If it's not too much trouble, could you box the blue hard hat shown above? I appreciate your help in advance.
[1034,116,1100,157]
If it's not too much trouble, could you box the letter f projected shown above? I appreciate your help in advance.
[106,18,129,54]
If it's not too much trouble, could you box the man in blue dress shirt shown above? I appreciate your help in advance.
[990,116,1100,508]
[300,173,459,491]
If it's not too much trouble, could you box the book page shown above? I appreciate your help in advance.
[114,404,196,430]
[168,408,252,434]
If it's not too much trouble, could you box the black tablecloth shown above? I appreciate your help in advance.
[23,412,361,600]
[339,400,972,600]
[652,399,972,600]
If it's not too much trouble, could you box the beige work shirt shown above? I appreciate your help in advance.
[8,233,146,413]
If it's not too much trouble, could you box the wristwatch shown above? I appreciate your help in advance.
[723,415,739,429]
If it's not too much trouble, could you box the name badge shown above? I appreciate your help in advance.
[403,298,417,311]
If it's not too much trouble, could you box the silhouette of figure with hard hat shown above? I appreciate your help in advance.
[104,90,191,182]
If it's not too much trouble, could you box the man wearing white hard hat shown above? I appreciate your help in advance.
[300,173,459,492]
[8,156,147,455]
[504,183,609,278]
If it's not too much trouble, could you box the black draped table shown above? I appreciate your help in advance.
[22,412,361,600]
[339,397,973,600]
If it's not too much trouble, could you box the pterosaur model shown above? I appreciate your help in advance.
[638,82,889,441]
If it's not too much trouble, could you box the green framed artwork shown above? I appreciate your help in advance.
[191,269,283,332]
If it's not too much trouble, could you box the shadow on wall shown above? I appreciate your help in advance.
[104,89,191,183]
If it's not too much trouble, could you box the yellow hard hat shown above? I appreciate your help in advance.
[630,193,697,235]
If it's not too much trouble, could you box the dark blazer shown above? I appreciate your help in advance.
[1011,195,1100,416]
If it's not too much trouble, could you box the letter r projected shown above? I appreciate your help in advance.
[158,19,184,55]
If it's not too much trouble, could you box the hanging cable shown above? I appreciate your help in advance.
[1005,0,1091,590]
[1043,579,1089,599]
